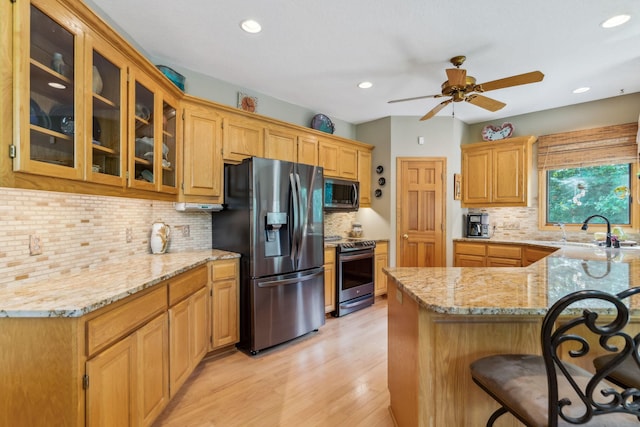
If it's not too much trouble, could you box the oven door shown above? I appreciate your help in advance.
[336,248,374,304]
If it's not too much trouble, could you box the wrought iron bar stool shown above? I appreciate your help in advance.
[470,287,640,426]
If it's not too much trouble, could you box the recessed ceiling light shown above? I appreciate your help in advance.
[573,87,590,94]
[48,82,66,89]
[240,19,262,34]
[601,14,630,28]
[358,81,373,89]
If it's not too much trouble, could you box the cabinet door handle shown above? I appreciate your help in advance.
[402,234,409,240]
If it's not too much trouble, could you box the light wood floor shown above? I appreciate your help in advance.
[153,297,395,427]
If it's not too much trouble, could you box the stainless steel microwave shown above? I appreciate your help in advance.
[323,178,359,211]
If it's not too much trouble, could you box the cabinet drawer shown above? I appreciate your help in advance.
[487,244,522,260]
[168,265,208,306]
[87,285,167,357]
[455,242,486,256]
[210,259,238,281]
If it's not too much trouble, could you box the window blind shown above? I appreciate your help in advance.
[537,122,638,170]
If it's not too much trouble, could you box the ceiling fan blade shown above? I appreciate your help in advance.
[474,71,544,92]
[465,94,506,112]
[419,99,452,121]
[445,68,467,88]
[388,93,442,104]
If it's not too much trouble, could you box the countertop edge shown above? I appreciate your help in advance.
[0,250,240,318]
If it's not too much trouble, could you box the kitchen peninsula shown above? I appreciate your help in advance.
[385,243,640,427]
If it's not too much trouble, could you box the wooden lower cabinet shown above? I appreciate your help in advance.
[374,241,388,296]
[324,248,336,313]
[453,241,547,267]
[169,287,208,395]
[210,259,240,350]
[0,259,241,426]
[523,246,558,266]
[86,312,169,427]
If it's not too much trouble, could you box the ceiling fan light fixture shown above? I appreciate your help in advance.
[240,19,262,33]
[573,87,590,94]
[358,81,373,89]
[601,14,630,28]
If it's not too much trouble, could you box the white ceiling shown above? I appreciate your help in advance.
[88,0,640,125]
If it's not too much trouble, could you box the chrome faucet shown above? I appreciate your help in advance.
[581,214,613,247]
[555,223,567,243]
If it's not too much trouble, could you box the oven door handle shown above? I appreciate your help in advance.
[338,250,374,262]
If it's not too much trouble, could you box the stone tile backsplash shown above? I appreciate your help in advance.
[0,187,212,286]
[469,207,640,243]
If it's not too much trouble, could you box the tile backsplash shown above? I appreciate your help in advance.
[0,187,212,286]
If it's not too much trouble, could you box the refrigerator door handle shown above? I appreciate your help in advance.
[256,269,324,288]
[294,172,306,265]
[289,172,300,264]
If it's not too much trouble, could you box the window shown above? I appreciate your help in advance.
[538,123,638,228]
[546,164,631,225]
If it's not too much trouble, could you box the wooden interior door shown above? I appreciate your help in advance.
[396,158,446,267]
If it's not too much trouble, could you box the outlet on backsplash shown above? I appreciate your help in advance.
[126,227,133,243]
[503,222,521,230]
[29,235,42,255]
[176,225,190,237]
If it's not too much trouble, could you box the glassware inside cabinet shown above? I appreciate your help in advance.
[133,81,155,184]
[29,4,76,168]
[161,101,177,188]
[90,51,122,178]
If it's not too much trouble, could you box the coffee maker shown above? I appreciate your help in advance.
[465,213,490,238]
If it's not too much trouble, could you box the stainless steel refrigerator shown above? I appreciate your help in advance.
[212,157,325,354]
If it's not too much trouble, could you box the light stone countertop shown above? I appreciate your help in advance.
[385,241,640,317]
[0,249,239,318]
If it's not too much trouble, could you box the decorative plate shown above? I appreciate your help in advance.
[238,92,258,113]
[481,122,514,141]
[310,114,335,134]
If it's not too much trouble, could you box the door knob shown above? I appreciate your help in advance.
[402,234,409,240]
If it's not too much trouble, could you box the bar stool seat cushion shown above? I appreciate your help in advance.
[471,354,640,427]
[593,353,640,389]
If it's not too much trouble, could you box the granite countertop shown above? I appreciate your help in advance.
[0,249,239,318]
[385,242,640,317]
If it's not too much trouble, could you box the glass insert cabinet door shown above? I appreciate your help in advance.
[128,69,179,193]
[86,34,127,187]
[16,2,85,179]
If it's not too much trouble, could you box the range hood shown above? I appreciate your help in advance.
[174,202,223,212]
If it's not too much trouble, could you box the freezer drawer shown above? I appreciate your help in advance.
[244,267,325,354]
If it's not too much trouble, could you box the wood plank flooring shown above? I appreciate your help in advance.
[153,297,395,427]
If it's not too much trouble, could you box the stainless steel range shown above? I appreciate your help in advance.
[331,238,376,317]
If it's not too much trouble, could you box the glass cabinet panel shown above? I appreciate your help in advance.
[130,79,156,190]
[25,4,82,177]
[161,100,177,192]
[88,43,126,186]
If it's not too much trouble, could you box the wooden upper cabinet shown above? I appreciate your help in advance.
[222,113,264,163]
[14,1,86,180]
[264,125,297,163]
[461,135,536,207]
[264,126,319,166]
[318,138,357,179]
[181,98,223,203]
[297,134,318,166]
[358,149,372,207]
[85,32,128,187]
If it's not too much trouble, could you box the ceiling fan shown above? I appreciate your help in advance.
[388,55,544,121]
